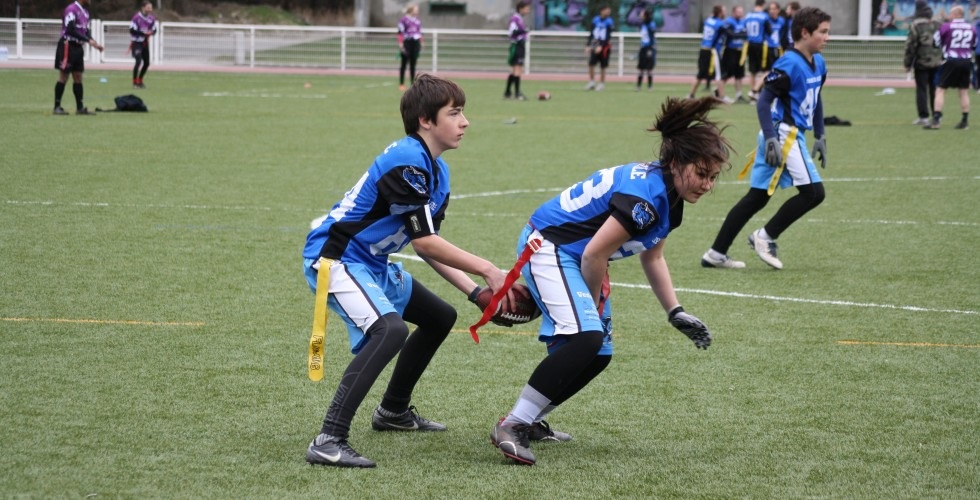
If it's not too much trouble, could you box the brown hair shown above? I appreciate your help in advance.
[400,74,467,135]
[649,97,732,175]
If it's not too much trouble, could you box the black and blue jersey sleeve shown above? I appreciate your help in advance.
[377,165,438,239]
[609,192,660,237]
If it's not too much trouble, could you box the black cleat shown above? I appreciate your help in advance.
[490,419,536,465]
[305,433,376,468]
[526,420,572,442]
[76,107,96,115]
[954,121,968,130]
[371,405,446,432]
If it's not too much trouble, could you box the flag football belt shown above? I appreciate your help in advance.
[738,125,798,196]
[308,256,333,382]
[468,236,543,343]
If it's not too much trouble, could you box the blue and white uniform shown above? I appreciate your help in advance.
[518,163,683,355]
[751,49,826,191]
[303,134,448,352]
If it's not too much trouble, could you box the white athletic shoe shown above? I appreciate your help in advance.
[595,83,605,92]
[584,81,596,90]
[912,118,930,126]
[748,229,783,270]
[701,251,746,269]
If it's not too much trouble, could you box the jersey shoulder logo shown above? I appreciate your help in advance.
[402,166,428,195]
[631,202,657,230]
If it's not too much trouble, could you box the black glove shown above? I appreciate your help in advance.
[764,137,782,168]
[668,306,711,350]
[811,136,827,168]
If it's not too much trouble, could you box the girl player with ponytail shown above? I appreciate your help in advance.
[489,96,733,465]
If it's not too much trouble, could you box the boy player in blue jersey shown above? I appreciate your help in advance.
[302,74,511,468]
[701,7,831,270]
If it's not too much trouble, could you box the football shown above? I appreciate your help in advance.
[474,284,541,327]
[537,91,551,101]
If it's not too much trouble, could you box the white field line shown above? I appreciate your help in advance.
[390,253,977,316]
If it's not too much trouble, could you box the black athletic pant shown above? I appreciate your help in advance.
[526,331,611,406]
[710,184,825,254]
[133,43,150,81]
[914,67,938,119]
[320,280,455,439]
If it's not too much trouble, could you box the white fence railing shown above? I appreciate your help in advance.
[0,18,909,79]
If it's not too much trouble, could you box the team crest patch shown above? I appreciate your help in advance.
[631,202,657,229]
[402,167,428,195]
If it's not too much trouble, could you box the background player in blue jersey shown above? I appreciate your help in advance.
[302,74,511,468]
[585,5,614,91]
[504,0,532,100]
[635,8,657,91]
[701,7,830,270]
[744,0,773,101]
[720,5,749,103]
[779,2,800,52]
[687,5,731,102]
[489,97,732,466]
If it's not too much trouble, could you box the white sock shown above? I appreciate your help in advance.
[759,228,774,241]
[534,404,558,423]
[503,385,550,426]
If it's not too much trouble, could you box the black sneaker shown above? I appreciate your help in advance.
[53,106,69,115]
[955,121,968,130]
[490,419,535,465]
[503,92,513,100]
[305,433,376,468]
[371,405,447,432]
[76,108,96,115]
[526,420,572,442]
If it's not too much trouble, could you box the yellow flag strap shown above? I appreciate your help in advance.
[767,127,798,196]
[739,43,748,67]
[709,49,717,77]
[738,126,799,197]
[308,257,333,382]
[761,44,768,68]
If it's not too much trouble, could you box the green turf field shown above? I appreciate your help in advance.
[1,68,977,497]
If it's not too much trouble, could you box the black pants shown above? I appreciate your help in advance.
[914,67,938,119]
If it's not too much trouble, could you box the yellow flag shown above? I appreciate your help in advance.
[308,257,332,382]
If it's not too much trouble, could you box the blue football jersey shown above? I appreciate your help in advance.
[765,49,827,131]
[766,16,784,47]
[725,16,746,49]
[529,163,682,262]
[589,15,614,45]
[303,135,450,274]
[699,17,725,49]
[743,11,769,44]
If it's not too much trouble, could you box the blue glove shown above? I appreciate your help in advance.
[811,136,827,168]
[764,137,782,168]
[668,306,711,350]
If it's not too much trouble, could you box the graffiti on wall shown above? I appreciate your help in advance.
[533,0,691,33]
[872,0,978,36]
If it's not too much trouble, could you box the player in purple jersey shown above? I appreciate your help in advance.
[302,75,512,468]
[504,0,532,100]
[130,1,157,89]
[489,97,732,466]
[52,0,104,115]
[397,4,423,91]
[925,6,977,130]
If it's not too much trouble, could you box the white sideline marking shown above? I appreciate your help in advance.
[390,253,977,316]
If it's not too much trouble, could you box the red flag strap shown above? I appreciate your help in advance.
[468,237,542,343]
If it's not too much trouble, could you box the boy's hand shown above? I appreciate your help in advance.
[764,137,782,167]
[811,136,827,168]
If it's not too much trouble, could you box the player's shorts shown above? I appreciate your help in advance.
[696,48,719,80]
[721,47,744,79]
[937,58,972,89]
[54,39,85,72]
[508,40,526,66]
[588,43,611,68]
[637,46,656,70]
[517,225,614,356]
[746,42,764,73]
[131,41,149,60]
[304,258,413,354]
[402,38,421,60]
[749,123,822,191]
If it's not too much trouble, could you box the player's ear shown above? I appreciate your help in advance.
[418,115,433,131]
